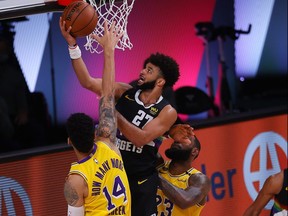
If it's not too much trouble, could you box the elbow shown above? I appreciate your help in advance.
[80,79,96,92]
[80,80,92,89]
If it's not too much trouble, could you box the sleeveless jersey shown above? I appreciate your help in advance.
[157,161,205,216]
[68,141,131,216]
[270,168,288,215]
[115,88,170,177]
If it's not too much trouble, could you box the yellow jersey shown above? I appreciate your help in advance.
[157,161,205,216]
[68,141,131,216]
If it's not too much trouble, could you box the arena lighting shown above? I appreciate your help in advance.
[195,22,251,114]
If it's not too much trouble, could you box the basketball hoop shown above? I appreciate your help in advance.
[84,0,135,54]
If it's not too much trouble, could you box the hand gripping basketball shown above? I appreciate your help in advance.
[61,1,98,37]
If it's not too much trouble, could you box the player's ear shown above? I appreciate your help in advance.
[157,78,166,87]
[191,147,199,159]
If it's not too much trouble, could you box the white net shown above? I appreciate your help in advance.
[84,0,135,54]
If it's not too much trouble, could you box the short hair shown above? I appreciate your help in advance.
[143,52,180,87]
[66,113,95,153]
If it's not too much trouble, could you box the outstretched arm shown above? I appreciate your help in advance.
[93,22,123,155]
[243,171,284,216]
[59,17,103,94]
[59,17,130,99]
[158,172,211,209]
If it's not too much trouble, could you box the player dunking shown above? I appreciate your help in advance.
[60,14,180,215]
[63,21,131,215]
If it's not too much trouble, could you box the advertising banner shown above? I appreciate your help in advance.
[160,113,287,215]
[0,113,287,215]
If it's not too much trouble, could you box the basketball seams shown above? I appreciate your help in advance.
[73,11,97,36]
[70,4,90,34]
[62,1,98,37]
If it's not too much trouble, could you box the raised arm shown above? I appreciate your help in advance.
[59,17,130,99]
[93,22,123,155]
[158,172,211,209]
[117,105,177,147]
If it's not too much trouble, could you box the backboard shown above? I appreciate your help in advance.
[0,0,66,20]
[0,0,126,20]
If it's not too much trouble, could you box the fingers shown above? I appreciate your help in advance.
[111,22,124,38]
[93,34,100,42]
[169,124,196,139]
[59,17,72,34]
[92,20,124,48]
[108,21,124,39]
[110,21,115,32]
[104,21,109,34]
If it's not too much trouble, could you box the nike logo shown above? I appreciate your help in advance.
[138,179,148,185]
[125,95,135,101]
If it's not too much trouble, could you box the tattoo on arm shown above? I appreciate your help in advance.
[64,180,79,206]
[98,93,117,144]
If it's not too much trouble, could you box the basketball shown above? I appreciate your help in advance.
[62,1,98,37]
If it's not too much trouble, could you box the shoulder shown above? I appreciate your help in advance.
[66,173,86,186]
[115,82,133,100]
[159,104,177,118]
[188,172,211,188]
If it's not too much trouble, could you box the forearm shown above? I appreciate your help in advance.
[159,176,194,209]
[116,108,176,147]
[117,113,151,146]
[102,49,115,96]
[243,191,272,216]
[98,46,117,143]
[243,206,260,216]
[60,17,100,93]
[72,57,96,90]
[97,36,122,154]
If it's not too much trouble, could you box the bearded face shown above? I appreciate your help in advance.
[136,79,157,90]
[165,143,193,161]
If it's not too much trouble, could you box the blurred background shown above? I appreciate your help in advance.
[0,0,287,215]
[0,0,287,150]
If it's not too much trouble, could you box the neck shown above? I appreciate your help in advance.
[139,88,162,106]
[75,151,88,162]
[74,145,94,162]
[168,159,193,175]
